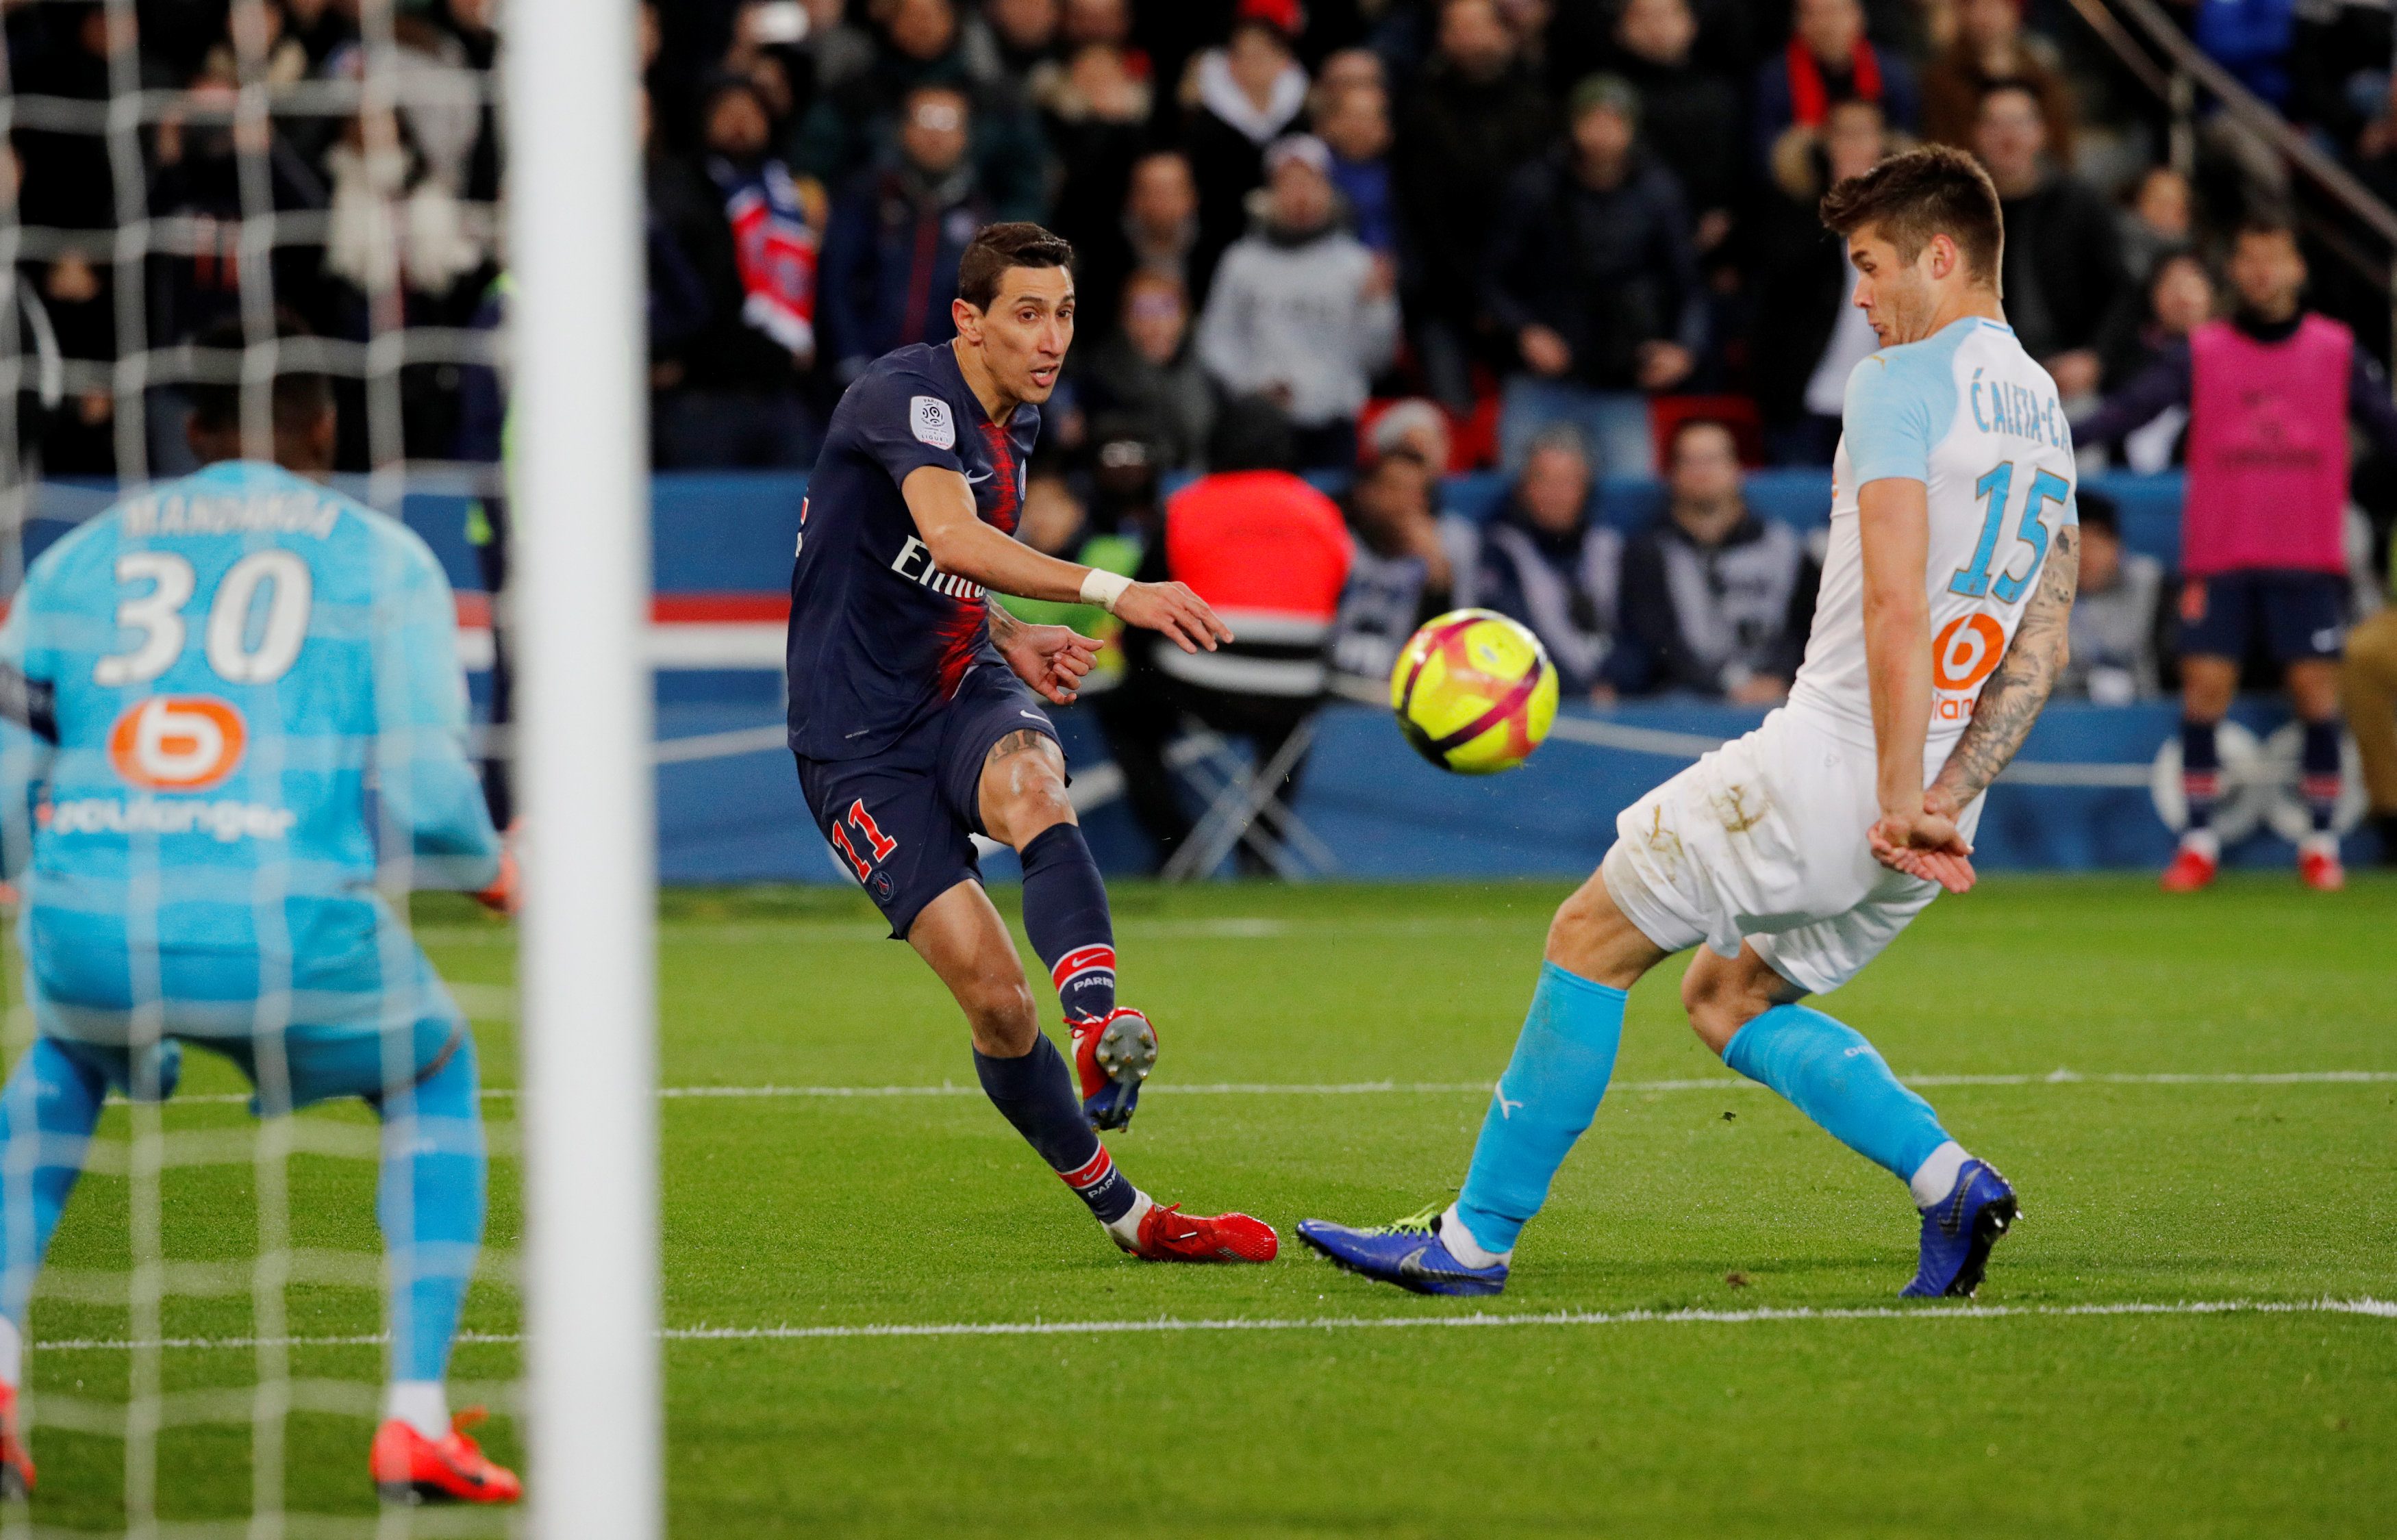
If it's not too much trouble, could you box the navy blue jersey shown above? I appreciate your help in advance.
[786,342,1038,761]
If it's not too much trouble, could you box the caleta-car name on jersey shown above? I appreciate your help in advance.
[1968,368,2066,449]
[118,488,340,540]
[888,535,986,601]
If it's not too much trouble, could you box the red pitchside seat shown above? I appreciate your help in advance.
[1648,394,1766,467]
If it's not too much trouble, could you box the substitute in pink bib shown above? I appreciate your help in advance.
[2074,220,2397,893]
[2183,313,2351,577]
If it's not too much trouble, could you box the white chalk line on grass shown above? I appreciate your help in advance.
[23,1296,2396,1356]
[145,1068,2397,1108]
[646,1069,2397,1099]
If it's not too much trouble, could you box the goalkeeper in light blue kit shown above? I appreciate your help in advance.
[0,351,520,1505]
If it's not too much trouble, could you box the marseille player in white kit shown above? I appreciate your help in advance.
[1302,146,2081,1298]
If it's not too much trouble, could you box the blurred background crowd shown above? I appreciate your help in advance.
[8,0,2397,863]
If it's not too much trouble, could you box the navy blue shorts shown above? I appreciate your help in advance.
[794,663,1060,939]
[2178,570,2347,664]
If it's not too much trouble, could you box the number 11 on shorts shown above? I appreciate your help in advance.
[829,798,899,881]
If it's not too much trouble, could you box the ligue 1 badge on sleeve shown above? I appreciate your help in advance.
[911,395,955,450]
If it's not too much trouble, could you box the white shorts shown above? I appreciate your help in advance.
[1598,709,1983,996]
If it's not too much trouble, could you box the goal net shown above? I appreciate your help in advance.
[0,0,656,1533]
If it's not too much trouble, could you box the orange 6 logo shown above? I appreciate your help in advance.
[108,696,248,791]
[1932,614,2007,692]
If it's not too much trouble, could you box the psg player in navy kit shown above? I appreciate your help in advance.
[787,223,1277,1263]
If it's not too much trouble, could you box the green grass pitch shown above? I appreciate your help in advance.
[8,873,2395,1536]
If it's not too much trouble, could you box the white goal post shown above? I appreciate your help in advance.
[503,1,662,1536]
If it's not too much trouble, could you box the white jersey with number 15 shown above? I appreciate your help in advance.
[1787,314,2079,771]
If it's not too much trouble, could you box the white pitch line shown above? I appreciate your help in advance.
[23,1297,2396,1355]
[656,1296,2397,1341]
[642,1070,2397,1099]
[145,1069,2397,1108]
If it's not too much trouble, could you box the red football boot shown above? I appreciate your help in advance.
[2159,844,2218,893]
[0,1383,35,1498]
[1070,1007,1157,1131]
[372,1409,521,1505]
[1123,1201,1279,1263]
[2298,842,2346,892]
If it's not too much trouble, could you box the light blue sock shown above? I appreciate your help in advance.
[1454,962,1627,1255]
[0,1039,109,1326]
[1722,1005,1950,1187]
[377,1033,488,1385]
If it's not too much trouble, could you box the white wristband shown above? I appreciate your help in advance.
[1078,568,1133,612]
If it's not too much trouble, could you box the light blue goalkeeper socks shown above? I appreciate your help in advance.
[378,1033,488,1385]
[1722,1005,1951,1189]
[1453,962,1627,1257]
[0,1038,109,1326]
[0,1028,485,1387]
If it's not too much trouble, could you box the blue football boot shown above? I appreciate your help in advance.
[1296,1204,1509,1297]
[1070,1007,1155,1131]
[1902,1159,2018,1298]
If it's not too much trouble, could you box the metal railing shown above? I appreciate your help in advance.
[2060,0,2397,362]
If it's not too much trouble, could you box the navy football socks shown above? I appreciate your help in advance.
[2302,720,2342,834]
[973,1036,1136,1224]
[2181,718,2220,835]
[1019,822,1117,1022]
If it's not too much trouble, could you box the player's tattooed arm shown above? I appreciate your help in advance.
[1928,522,2081,815]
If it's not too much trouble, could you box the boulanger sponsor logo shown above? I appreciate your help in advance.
[43,796,296,842]
[70,694,292,840]
[1932,614,2006,691]
[109,695,247,790]
[1931,614,2005,721]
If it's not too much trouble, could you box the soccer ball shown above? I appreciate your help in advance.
[1388,609,1558,774]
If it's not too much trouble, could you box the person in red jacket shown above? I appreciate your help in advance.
[1099,396,1353,870]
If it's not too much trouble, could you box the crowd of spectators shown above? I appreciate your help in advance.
[8,0,2397,754]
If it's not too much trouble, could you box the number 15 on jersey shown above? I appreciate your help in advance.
[1950,462,2070,605]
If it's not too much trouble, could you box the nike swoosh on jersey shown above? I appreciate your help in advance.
[965,470,994,484]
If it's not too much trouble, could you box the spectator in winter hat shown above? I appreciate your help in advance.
[1196,134,1401,470]
[1483,73,1702,476]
